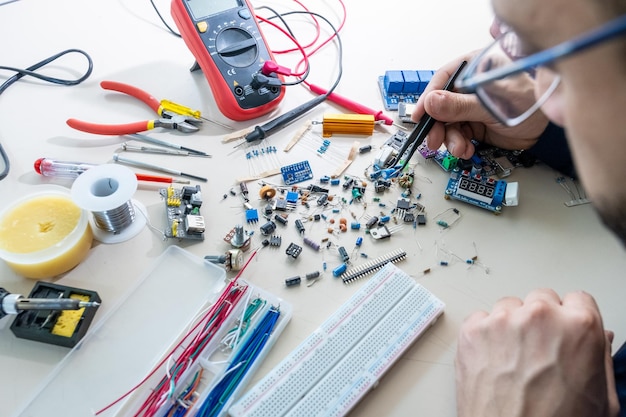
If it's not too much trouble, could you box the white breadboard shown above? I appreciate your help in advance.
[229,263,445,417]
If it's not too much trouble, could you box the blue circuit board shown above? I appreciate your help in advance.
[281,160,313,185]
[445,169,507,213]
[378,70,435,111]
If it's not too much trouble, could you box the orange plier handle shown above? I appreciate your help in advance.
[66,81,166,135]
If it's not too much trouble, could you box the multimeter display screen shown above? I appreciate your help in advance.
[186,0,239,19]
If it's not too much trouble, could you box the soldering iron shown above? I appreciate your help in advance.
[0,287,100,319]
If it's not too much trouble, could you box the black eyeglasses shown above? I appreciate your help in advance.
[455,14,626,126]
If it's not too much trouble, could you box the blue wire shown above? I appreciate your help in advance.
[195,307,281,417]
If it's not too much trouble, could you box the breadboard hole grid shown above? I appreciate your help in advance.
[230,263,444,417]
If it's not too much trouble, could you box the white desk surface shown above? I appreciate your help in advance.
[1,0,626,416]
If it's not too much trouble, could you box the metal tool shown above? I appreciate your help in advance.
[66,80,202,135]
[126,133,209,156]
[0,287,100,319]
[112,153,208,182]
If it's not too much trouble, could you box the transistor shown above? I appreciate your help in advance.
[370,224,402,240]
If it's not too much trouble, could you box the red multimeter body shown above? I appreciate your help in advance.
[171,0,285,121]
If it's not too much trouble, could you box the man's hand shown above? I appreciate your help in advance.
[412,54,549,159]
[455,289,619,417]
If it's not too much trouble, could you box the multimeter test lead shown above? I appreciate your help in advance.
[34,157,190,184]
[236,95,328,147]
[0,287,99,319]
[306,83,396,127]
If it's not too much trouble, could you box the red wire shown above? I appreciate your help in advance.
[255,0,347,80]
[261,0,321,54]
[255,15,310,77]
[94,250,259,416]
[298,0,347,83]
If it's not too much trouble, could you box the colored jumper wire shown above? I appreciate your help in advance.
[94,250,259,416]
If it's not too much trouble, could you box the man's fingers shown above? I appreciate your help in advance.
[424,90,491,124]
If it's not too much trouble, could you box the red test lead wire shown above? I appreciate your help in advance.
[306,83,394,126]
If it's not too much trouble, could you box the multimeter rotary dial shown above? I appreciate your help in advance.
[215,28,259,68]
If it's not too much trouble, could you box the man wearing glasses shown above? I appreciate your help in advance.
[413,1,626,416]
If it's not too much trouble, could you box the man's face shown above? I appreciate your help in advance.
[492,0,626,246]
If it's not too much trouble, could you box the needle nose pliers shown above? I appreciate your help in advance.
[66,81,202,135]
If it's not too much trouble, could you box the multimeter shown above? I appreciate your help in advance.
[171,0,285,121]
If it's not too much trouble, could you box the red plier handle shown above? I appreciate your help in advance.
[100,81,164,115]
[66,81,166,135]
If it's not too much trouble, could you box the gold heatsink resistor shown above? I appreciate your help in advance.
[320,113,376,138]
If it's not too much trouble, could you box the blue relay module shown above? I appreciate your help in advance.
[378,70,435,111]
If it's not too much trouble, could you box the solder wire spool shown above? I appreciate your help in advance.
[71,164,147,243]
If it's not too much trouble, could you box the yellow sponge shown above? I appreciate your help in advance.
[51,293,90,337]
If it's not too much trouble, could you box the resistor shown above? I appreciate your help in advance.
[285,276,301,287]
[305,271,320,281]
[303,237,320,251]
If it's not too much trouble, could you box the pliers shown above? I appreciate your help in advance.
[66,81,202,135]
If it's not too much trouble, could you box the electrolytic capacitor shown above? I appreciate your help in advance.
[295,219,305,234]
[285,276,301,287]
[338,246,349,262]
[332,263,347,277]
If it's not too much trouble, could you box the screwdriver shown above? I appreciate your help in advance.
[0,287,100,319]
[112,153,208,182]
[34,157,190,184]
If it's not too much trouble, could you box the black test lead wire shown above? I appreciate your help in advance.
[0,49,94,180]
[238,11,344,146]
